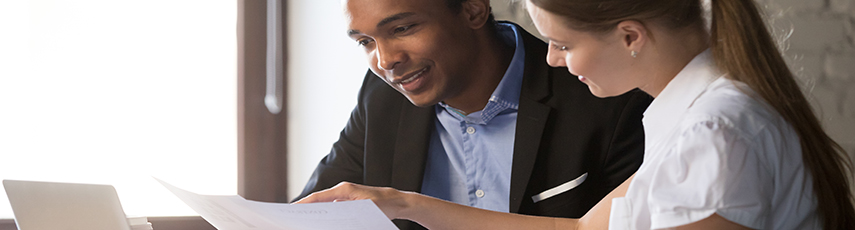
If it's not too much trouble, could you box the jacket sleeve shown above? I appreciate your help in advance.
[290,70,375,202]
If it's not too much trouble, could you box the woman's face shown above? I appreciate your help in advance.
[526,1,642,98]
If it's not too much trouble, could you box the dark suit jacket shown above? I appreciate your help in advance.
[292,24,652,230]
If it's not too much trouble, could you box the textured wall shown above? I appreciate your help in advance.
[491,0,855,163]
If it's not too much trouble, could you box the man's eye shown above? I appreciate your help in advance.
[393,25,414,34]
[357,39,373,46]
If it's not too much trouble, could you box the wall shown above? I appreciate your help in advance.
[762,0,855,195]
[761,0,855,161]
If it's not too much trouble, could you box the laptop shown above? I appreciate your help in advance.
[3,179,132,230]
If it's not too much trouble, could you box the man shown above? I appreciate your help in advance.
[293,0,652,229]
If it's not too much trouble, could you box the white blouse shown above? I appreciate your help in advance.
[608,50,819,229]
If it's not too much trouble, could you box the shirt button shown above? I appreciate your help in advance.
[475,189,485,198]
[466,127,476,134]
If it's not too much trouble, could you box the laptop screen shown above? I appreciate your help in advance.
[3,180,132,230]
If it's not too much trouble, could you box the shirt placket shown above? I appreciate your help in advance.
[460,120,479,206]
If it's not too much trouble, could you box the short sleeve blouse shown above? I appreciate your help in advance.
[608,50,819,230]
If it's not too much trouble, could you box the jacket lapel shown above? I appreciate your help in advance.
[391,100,434,192]
[509,26,553,213]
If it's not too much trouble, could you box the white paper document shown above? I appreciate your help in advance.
[155,178,399,230]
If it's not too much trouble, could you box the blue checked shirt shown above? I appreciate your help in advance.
[420,23,525,213]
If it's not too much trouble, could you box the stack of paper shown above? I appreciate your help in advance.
[155,178,398,230]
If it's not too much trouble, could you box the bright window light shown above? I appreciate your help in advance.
[0,0,237,218]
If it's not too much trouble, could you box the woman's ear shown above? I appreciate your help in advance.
[615,20,648,55]
[460,0,491,29]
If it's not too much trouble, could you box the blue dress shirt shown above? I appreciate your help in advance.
[420,23,526,213]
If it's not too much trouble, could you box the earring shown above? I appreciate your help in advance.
[631,50,638,58]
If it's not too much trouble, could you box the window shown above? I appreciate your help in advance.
[0,0,237,218]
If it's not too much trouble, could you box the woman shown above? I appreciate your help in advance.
[297,0,855,229]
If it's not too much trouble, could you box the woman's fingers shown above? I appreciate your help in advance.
[294,181,361,204]
[292,182,411,220]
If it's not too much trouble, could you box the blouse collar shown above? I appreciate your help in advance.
[642,49,725,146]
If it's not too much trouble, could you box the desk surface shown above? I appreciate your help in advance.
[0,216,215,230]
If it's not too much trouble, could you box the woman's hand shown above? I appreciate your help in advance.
[293,182,415,220]
[296,182,577,230]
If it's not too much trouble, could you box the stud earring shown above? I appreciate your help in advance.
[631,50,638,58]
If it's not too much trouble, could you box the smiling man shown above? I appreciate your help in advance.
[293,0,652,229]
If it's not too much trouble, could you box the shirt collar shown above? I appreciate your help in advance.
[438,22,526,124]
[642,49,725,144]
[489,22,525,108]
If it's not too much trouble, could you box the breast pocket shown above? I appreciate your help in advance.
[531,172,588,203]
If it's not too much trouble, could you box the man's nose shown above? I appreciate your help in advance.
[376,42,407,71]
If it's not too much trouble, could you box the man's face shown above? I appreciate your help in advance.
[344,0,478,107]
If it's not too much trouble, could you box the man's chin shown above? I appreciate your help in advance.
[404,96,440,108]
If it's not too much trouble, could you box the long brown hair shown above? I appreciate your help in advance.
[529,0,855,228]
